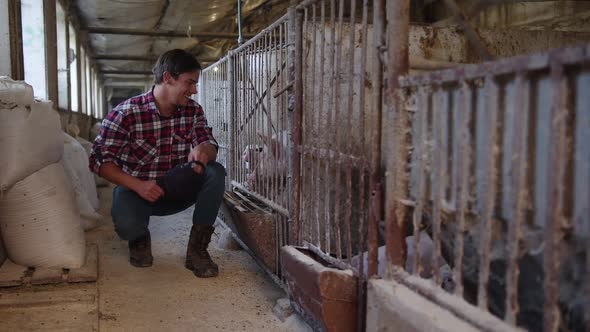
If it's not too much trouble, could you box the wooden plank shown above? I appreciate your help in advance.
[30,267,67,286]
[0,260,27,287]
[67,245,98,283]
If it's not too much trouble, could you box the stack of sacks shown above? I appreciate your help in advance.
[66,122,109,187]
[0,77,85,268]
[62,133,101,230]
[90,121,101,141]
[66,123,92,153]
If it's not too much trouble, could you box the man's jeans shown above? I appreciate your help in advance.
[111,162,226,242]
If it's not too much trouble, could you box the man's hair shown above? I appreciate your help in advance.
[152,49,202,84]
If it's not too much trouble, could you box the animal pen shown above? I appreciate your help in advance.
[200,0,590,331]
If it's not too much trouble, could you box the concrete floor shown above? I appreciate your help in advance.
[0,185,311,332]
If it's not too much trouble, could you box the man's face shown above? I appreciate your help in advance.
[166,70,199,106]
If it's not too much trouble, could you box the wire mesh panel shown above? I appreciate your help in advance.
[394,45,590,332]
[229,16,291,216]
[200,58,229,172]
[294,0,382,276]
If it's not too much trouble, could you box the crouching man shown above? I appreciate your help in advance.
[89,49,225,278]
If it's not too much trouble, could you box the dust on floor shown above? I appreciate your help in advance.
[0,184,310,332]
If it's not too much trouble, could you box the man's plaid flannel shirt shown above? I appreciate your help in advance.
[89,88,218,181]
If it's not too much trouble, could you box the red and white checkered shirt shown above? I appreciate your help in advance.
[89,87,217,181]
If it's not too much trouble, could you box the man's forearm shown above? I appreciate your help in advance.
[99,162,142,192]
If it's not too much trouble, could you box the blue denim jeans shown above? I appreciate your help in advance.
[111,162,226,242]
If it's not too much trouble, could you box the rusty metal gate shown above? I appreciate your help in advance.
[389,45,590,331]
[201,14,292,282]
[201,1,590,331]
[294,0,382,276]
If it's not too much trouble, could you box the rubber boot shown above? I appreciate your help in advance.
[128,232,153,267]
[185,225,219,278]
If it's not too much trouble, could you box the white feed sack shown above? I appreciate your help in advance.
[62,133,101,230]
[0,163,86,268]
[77,132,110,187]
[0,99,62,191]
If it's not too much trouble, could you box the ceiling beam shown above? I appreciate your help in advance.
[85,27,254,39]
[101,70,153,75]
[93,54,219,63]
[95,55,156,61]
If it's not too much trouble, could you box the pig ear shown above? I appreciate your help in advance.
[257,132,269,145]
[258,132,276,151]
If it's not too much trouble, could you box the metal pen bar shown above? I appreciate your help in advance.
[356,0,369,279]
[324,0,336,254]
[270,26,279,208]
[477,76,499,310]
[543,61,567,332]
[331,0,345,260]
[231,181,290,217]
[304,241,356,272]
[309,3,320,248]
[368,0,386,277]
[384,0,410,270]
[504,72,529,323]
[343,0,357,263]
[399,45,586,87]
[232,14,289,54]
[453,81,471,298]
[432,87,445,285]
[412,87,428,277]
[317,0,327,250]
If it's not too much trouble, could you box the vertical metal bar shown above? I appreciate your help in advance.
[268,28,283,204]
[504,72,529,324]
[8,0,24,80]
[240,51,245,185]
[573,62,590,332]
[316,0,326,249]
[543,61,567,332]
[357,0,369,273]
[324,0,336,253]
[412,87,428,276]
[228,53,236,189]
[300,8,309,241]
[432,87,445,285]
[65,17,71,112]
[237,0,243,45]
[343,0,357,263]
[44,0,59,106]
[248,44,254,191]
[265,31,272,201]
[477,76,499,310]
[331,0,345,260]
[309,3,320,247]
[384,0,410,269]
[279,21,286,208]
[368,0,386,277]
[287,6,303,245]
[454,81,471,298]
[75,27,82,114]
[256,38,263,195]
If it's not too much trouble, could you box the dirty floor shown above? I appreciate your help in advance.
[0,184,310,331]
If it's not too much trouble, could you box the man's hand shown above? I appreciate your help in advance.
[188,143,217,173]
[134,180,164,203]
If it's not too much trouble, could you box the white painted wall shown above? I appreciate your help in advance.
[0,0,11,77]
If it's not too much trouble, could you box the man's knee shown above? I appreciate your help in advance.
[111,187,150,241]
[205,162,226,185]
